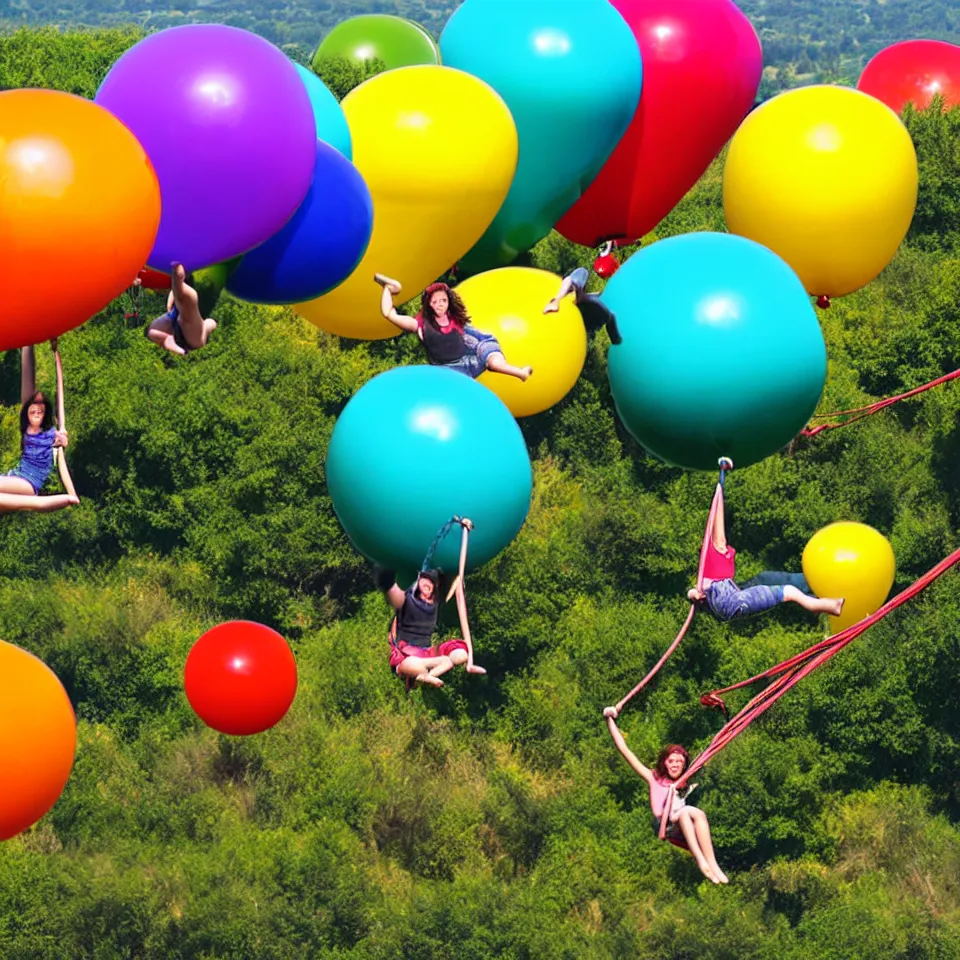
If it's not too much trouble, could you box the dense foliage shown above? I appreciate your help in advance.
[2,23,960,960]
[1,0,959,86]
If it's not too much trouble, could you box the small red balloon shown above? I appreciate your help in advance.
[184,621,297,736]
[858,40,960,114]
[593,253,620,279]
[816,295,831,310]
[557,0,762,248]
[137,266,172,290]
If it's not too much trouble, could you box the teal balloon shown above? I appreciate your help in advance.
[294,63,352,158]
[440,0,642,273]
[326,366,532,573]
[312,15,440,73]
[603,233,826,471]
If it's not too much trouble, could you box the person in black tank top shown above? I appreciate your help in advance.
[374,274,534,382]
[375,565,486,689]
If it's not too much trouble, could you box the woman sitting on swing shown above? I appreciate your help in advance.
[0,340,79,514]
[604,706,728,884]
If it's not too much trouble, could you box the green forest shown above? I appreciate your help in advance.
[0,0,959,86]
[3,23,960,960]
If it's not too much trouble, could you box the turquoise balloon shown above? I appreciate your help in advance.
[440,0,642,274]
[326,366,532,573]
[603,233,826,471]
[295,63,352,158]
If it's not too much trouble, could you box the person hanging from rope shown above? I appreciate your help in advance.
[373,274,533,382]
[687,459,845,623]
[0,340,79,514]
[145,262,218,355]
[375,566,487,689]
[542,242,623,345]
[374,517,486,689]
[603,706,728,884]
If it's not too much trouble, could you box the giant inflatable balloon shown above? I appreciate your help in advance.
[226,142,373,304]
[603,233,826,471]
[453,268,586,418]
[558,0,762,249]
[802,522,896,633]
[0,641,76,840]
[440,0,642,273]
[326,365,532,573]
[312,15,440,73]
[724,86,918,300]
[96,25,316,270]
[0,90,160,350]
[185,622,298,736]
[294,63,353,157]
[858,40,960,114]
[294,66,518,339]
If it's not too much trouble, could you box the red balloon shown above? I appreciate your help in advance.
[557,0,762,248]
[593,253,620,279]
[137,267,172,290]
[857,40,960,114]
[184,621,297,736]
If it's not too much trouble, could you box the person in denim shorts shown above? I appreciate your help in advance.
[688,475,845,623]
[374,274,533,382]
[543,265,622,345]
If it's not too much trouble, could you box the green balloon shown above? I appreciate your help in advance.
[312,15,440,73]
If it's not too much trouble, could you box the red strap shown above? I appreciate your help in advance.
[803,368,960,436]
[675,543,960,790]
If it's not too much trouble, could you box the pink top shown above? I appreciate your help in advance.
[702,543,736,582]
[648,774,684,818]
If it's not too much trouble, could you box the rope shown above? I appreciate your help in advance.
[122,281,144,320]
[673,543,960,791]
[420,516,468,573]
[802,367,960,437]
[615,458,732,714]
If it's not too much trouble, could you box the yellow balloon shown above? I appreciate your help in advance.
[724,85,917,298]
[293,65,518,339]
[802,521,896,633]
[453,268,587,418]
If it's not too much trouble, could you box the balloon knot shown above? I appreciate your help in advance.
[816,294,831,309]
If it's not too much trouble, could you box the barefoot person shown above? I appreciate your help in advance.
[543,253,622,345]
[375,274,533,382]
[376,565,486,690]
[0,341,79,514]
[604,706,729,884]
[687,469,844,623]
[145,263,218,355]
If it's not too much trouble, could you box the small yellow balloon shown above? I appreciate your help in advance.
[802,521,896,633]
[453,267,587,418]
[293,65,518,339]
[724,85,918,298]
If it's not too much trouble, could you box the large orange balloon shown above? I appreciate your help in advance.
[0,641,77,840]
[0,89,161,350]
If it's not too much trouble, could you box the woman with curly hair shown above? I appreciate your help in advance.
[374,274,533,382]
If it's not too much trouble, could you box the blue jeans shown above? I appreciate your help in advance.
[705,571,811,622]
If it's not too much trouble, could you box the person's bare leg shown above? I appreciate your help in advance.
[690,808,728,883]
[675,809,720,883]
[0,492,77,513]
[486,352,533,382]
[543,276,576,314]
[397,654,448,688]
[783,585,844,617]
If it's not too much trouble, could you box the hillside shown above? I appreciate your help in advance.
[0,0,958,83]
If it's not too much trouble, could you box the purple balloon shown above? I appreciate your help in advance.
[96,25,316,270]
